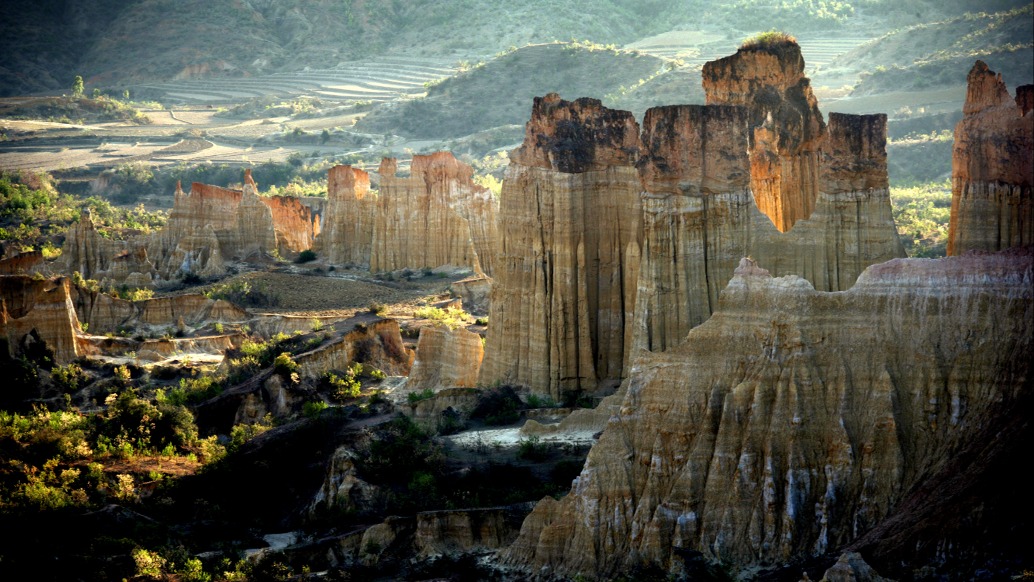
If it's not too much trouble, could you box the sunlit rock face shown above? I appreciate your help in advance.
[948,61,1034,256]
[503,251,1033,578]
[261,194,319,255]
[370,152,498,276]
[478,95,644,401]
[0,276,87,365]
[147,170,319,280]
[407,325,484,391]
[319,165,377,268]
[702,39,826,232]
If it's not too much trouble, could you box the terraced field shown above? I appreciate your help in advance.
[136,57,457,105]
[626,30,874,74]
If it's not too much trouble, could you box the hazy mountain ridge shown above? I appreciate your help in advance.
[2,0,1023,97]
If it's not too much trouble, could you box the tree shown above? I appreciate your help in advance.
[71,75,84,98]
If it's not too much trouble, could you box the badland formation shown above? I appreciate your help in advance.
[0,38,1031,581]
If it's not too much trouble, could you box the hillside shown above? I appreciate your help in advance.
[840,4,1034,94]
[356,43,673,139]
[2,0,1023,97]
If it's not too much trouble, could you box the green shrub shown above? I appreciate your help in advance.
[407,388,435,404]
[470,385,523,426]
[324,370,361,400]
[516,436,551,461]
[51,362,86,392]
[228,414,274,453]
[525,393,557,408]
[273,352,299,380]
[740,30,797,50]
[303,400,328,418]
[296,249,317,263]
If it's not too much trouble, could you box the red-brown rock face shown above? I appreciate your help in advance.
[479,96,643,400]
[370,152,498,275]
[947,61,1033,255]
[261,195,318,254]
[631,103,902,355]
[504,251,1033,578]
[318,165,377,267]
[703,40,826,232]
[511,93,642,173]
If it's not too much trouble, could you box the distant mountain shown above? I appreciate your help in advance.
[840,4,1034,94]
[2,0,1020,97]
[356,43,676,139]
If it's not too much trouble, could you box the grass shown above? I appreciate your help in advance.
[740,30,798,51]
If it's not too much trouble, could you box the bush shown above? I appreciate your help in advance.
[407,388,435,404]
[296,249,317,263]
[303,400,328,418]
[516,436,551,461]
[324,370,361,400]
[273,352,299,379]
[51,363,86,392]
[470,385,523,426]
[739,30,797,50]
[228,414,274,453]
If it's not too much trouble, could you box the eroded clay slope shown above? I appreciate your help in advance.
[503,251,1033,578]
[947,61,1033,255]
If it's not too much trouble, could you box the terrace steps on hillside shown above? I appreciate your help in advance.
[138,57,456,104]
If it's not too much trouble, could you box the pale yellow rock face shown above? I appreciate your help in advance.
[370,152,498,276]
[947,61,1034,255]
[449,275,492,316]
[503,252,1033,578]
[148,181,243,279]
[319,165,377,267]
[480,165,643,400]
[414,506,532,557]
[479,96,643,400]
[407,326,484,391]
[308,445,380,518]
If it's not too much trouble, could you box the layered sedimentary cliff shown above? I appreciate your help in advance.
[483,42,904,394]
[318,165,377,267]
[370,153,498,275]
[479,95,644,400]
[71,288,248,334]
[947,61,1033,255]
[504,251,1033,578]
